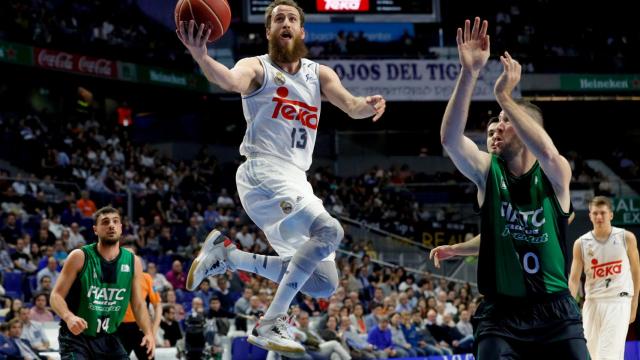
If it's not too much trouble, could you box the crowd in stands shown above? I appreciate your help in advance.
[0,0,196,70]
[1,0,637,73]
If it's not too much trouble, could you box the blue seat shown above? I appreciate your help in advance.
[28,275,38,293]
[176,289,194,304]
[5,290,22,301]
[2,272,23,293]
[231,337,267,360]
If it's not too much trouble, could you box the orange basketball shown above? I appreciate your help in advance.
[174,0,231,43]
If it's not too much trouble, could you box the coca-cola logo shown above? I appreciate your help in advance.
[78,56,113,77]
[37,49,74,70]
[317,0,369,11]
[271,87,318,130]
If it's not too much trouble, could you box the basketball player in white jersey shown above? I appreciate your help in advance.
[176,0,386,354]
[569,196,640,360]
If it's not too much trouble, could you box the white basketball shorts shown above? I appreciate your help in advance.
[582,296,631,360]
[236,154,335,261]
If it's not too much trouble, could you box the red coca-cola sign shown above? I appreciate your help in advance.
[35,48,117,78]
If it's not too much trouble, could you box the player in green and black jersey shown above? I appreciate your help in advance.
[439,17,588,359]
[50,206,156,359]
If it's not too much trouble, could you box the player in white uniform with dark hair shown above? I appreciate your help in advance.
[176,0,386,354]
[569,196,640,360]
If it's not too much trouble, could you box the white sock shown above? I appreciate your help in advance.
[227,248,284,283]
[263,260,312,320]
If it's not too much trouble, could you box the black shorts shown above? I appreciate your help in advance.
[472,291,589,359]
[58,326,129,360]
[117,321,153,360]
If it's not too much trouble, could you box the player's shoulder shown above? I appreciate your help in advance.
[236,56,265,73]
[64,249,86,272]
[578,231,593,242]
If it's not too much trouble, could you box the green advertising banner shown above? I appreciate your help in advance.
[612,197,640,225]
[138,66,210,92]
[561,75,640,92]
[0,40,33,65]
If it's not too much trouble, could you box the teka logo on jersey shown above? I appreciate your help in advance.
[590,258,622,279]
[272,87,318,130]
[317,0,369,12]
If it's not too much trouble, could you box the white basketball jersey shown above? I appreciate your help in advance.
[580,227,634,299]
[240,55,321,171]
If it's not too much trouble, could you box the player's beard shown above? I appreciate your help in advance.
[269,34,308,64]
[99,236,120,246]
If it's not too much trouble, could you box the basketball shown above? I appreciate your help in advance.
[174,0,231,43]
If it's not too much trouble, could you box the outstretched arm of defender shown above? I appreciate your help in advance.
[568,239,584,300]
[626,231,640,323]
[50,249,88,335]
[318,65,385,121]
[440,17,492,188]
[493,52,572,210]
[177,20,261,94]
[131,256,156,359]
[429,234,481,269]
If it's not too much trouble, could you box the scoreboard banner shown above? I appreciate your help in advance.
[319,59,519,101]
[245,0,439,23]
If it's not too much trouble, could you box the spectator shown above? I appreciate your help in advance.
[233,288,253,331]
[48,215,65,239]
[299,294,321,317]
[339,315,386,359]
[34,226,56,248]
[163,289,185,322]
[367,317,399,358]
[456,310,473,337]
[425,309,457,352]
[165,260,186,290]
[19,306,50,350]
[212,277,233,313]
[10,238,37,273]
[4,318,42,359]
[29,293,54,322]
[388,313,414,357]
[160,304,182,347]
[296,311,352,360]
[364,303,384,331]
[67,222,86,249]
[147,262,172,293]
[207,297,234,319]
[235,225,254,249]
[1,213,23,245]
[409,312,452,356]
[1,298,23,322]
[348,303,368,337]
[52,239,68,263]
[244,295,265,332]
[36,275,53,297]
[194,279,214,311]
[37,257,60,286]
[76,190,97,218]
[0,244,14,272]
[395,293,413,313]
[216,188,234,208]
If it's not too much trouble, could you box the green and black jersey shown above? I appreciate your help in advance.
[479,155,572,298]
[63,243,135,336]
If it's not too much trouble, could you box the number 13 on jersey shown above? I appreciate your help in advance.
[291,128,307,149]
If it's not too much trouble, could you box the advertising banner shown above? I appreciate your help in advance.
[612,197,640,225]
[319,59,516,101]
[0,40,33,65]
[34,48,118,79]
